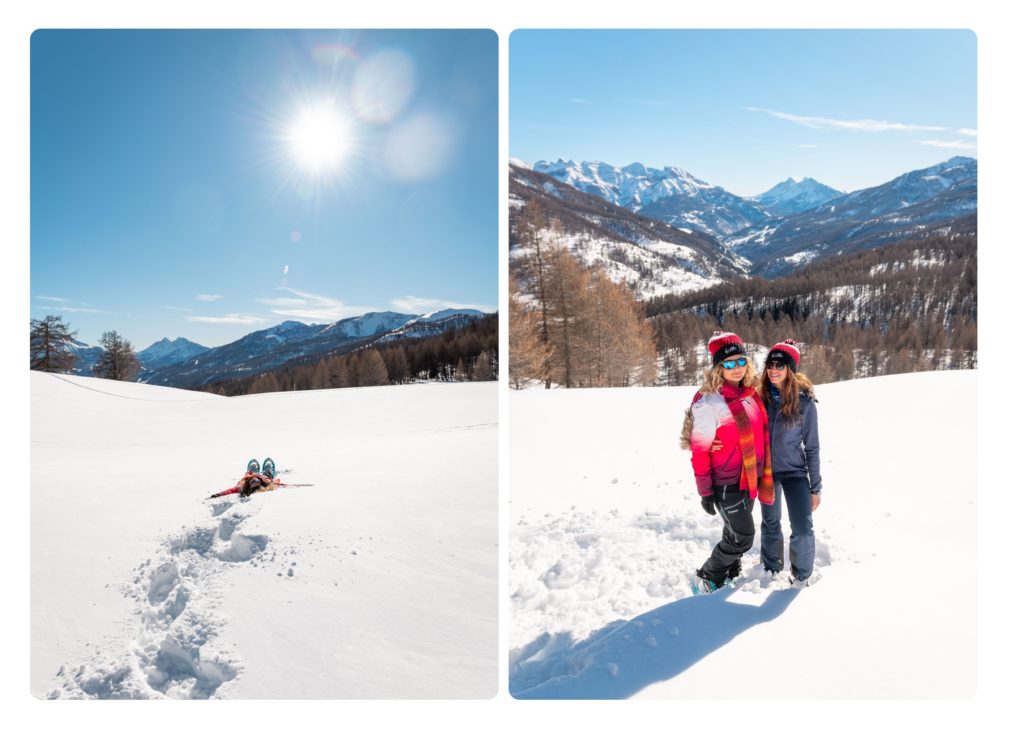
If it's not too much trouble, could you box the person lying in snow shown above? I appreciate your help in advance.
[237,457,277,497]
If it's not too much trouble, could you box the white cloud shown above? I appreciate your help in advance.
[36,295,69,303]
[747,107,946,133]
[196,294,224,302]
[36,302,109,315]
[160,305,194,313]
[390,295,493,314]
[917,138,978,151]
[957,128,978,137]
[256,297,307,308]
[569,98,593,104]
[186,313,265,325]
[256,287,377,322]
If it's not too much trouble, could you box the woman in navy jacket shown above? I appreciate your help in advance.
[759,340,822,585]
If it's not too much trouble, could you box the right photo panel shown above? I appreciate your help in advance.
[508,29,976,700]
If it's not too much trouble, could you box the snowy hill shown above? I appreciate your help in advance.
[31,371,497,698]
[378,309,488,342]
[319,311,418,340]
[510,371,975,698]
[510,163,748,299]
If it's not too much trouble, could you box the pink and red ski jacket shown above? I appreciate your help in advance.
[688,385,768,499]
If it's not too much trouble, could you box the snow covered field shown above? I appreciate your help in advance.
[31,372,497,699]
[510,370,976,699]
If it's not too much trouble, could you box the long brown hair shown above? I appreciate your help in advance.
[759,365,816,421]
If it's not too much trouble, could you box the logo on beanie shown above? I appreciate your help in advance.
[767,339,800,368]
[717,343,742,359]
[708,331,746,365]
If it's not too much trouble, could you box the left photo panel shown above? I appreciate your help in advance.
[30,29,498,699]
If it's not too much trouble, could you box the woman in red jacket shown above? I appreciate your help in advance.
[683,331,774,594]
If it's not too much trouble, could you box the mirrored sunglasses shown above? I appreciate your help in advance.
[720,357,747,369]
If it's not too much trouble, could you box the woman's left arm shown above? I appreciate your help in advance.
[803,399,822,494]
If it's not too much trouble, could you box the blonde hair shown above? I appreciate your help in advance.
[681,356,758,450]
[700,357,758,395]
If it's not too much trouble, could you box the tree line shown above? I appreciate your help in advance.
[30,313,498,396]
[510,200,658,389]
[197,314,498,396]
[30,315,140,381]
[647,235,977,384]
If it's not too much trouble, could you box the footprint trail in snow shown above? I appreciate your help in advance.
[51,498,270,699]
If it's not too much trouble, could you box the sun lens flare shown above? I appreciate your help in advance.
[287,103,352,173]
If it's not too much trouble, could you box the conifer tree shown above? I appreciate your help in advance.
[30,315,78,373]
[92,330,141,382]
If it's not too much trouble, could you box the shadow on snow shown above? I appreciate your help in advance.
[511,587,800,699]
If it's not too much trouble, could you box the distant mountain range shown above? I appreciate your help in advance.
[510,162,748,300]
[514,155,977,284]
[532,159,776,237]
[69,308,488,388]
[728,156,977,275]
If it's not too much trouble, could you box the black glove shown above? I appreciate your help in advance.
[701,495,717,516]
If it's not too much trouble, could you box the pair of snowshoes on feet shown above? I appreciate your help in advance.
[691,564,741,595]
[246,457,276,479]
[762,565,812,588]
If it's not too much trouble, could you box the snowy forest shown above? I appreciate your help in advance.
[509,205,658,389]
[646,234,977,384]
[510,197,977,388]
[196,314,498,396]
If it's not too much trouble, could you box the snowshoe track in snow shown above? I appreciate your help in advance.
[51,499,270,699]
[510,507,838,698]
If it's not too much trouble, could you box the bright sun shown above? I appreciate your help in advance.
[287,103,352,173]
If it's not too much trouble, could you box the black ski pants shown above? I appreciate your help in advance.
[699,483,756,584]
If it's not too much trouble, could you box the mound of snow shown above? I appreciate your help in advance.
[510,371,975,698]
[32,372,497,699]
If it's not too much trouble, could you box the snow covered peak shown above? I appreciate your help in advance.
[939,155,976,168]
[395,308,486,333]
[416,308,485,323]
[532,159,713,210]
[754,177,845,216]
[320,311,418,340]
[266,320,307,333]
[137,336,210,370]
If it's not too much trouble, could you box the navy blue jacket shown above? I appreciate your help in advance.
[766,386,822,493]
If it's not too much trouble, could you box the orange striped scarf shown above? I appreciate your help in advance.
[724,386,775,505]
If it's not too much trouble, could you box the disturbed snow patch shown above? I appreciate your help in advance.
[509,506,836,697]
[51,499,270,699]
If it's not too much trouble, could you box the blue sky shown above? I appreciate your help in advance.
[32,29,497,349]
[511,29,976,196]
